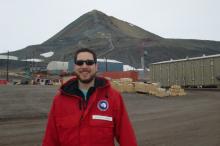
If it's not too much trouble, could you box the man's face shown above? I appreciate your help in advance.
[74,52,97,84]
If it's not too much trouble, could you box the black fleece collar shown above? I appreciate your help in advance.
[60,77,108,99]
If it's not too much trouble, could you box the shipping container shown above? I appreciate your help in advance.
[0,79,8,85]
[150,54,220,87]
[98,61,123,72]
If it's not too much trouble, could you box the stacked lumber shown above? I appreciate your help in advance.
[110,78,186,97]
[120,78,133,83]
[154,87,170,97]
[168,85,186,96]
[111,80,124,92]
[134,82,147,93]
[146,83,169,97]
[120,78,134,93]
[110,78,135,93]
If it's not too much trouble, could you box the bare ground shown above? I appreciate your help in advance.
[0,85,220,146]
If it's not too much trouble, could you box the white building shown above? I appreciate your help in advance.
[47,61,68,71]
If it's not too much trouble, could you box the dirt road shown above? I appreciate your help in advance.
[0,85,220,146]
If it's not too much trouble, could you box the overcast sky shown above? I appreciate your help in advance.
[0,0,219,53]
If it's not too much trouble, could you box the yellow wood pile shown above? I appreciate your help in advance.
[109,77,186,97]
[168,85,186,96]
[110,78,135,93]
[134,82,147,93]
[110,80,124,92]
[145,83,169,97]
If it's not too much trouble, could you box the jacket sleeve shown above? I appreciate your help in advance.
[42,98,60,146]
[114,93,138,146]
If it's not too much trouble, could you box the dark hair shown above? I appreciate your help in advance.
[74,48,97,63]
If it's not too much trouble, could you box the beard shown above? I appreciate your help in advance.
[75,69,97,84]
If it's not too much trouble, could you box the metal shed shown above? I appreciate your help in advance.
[150,54,220,87]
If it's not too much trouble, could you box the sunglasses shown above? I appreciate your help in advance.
[75,60,96,66]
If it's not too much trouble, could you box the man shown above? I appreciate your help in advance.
[42,48,138,146]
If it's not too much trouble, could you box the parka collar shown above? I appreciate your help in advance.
[60,76,110,97]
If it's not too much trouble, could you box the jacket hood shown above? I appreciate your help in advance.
[60,76,110,97]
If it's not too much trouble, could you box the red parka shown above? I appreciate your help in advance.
[42,77,137,146]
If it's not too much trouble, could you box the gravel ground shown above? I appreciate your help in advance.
[0,85,220,146]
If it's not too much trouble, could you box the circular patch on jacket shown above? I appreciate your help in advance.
[97,100,109,111]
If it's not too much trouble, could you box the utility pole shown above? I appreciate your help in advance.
[6,51,9,81]
[139,38,152,69]
[143,50,148,70]
[32,51,35,73]
[25,54,27,70]
[105,57,108,72]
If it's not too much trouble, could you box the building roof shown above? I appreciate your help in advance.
[0,55,18,60]
[151,54,220,65]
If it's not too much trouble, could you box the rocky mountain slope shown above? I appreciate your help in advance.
[3,10,220,68]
